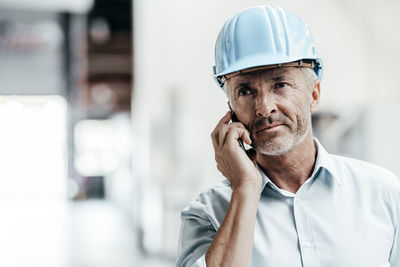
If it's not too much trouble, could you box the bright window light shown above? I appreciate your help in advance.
[74,118,131,177]
[0,95,67,202]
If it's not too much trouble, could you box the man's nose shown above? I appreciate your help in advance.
[255,93,277,117]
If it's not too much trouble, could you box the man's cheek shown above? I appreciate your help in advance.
[243,119,253,133]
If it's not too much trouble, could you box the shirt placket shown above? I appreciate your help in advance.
[293,191,320,267]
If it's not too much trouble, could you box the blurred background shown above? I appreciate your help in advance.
[0,0,400,266]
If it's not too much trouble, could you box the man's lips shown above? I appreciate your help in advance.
[255,123,284,133]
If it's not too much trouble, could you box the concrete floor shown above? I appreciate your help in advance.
[0,200,173,267]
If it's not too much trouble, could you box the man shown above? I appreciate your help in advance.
[176,6,400,267]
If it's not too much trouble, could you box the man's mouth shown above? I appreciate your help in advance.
[255,123,284,133]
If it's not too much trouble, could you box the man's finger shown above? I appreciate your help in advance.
[211,129,219,149]
[217,111,231,127]
[241,131,252,145]
[223,126,249,147]
[212,112,231,148]
[218,125,229,148]
[220,123,249,147]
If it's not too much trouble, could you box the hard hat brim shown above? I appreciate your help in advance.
[213,58,322,88]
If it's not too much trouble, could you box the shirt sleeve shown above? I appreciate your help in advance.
[175,201,216,267]
[389,178,400,266]
[390,226,399,266]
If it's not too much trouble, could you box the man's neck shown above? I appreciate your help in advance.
[256,133,317,194]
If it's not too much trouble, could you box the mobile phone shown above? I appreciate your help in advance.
[228,102,246,151]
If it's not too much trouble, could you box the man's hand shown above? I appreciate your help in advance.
[211,111,262,193]
[206,112,263,267]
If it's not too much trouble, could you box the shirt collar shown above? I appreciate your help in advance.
[313,138,342,186]
[257,137,341,194]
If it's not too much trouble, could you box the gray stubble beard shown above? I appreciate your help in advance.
[252,114,310,156]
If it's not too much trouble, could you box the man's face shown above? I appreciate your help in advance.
[226,67,319,156]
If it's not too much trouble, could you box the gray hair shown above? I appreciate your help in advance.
[302,68,318,90]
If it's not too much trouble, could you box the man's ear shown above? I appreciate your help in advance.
[310,81,321,114]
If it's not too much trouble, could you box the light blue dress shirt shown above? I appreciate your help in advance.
[176,140,400,267]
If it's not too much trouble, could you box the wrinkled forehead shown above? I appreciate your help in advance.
[226,67,303,90]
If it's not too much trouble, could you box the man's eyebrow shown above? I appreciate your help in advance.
[233,73,292,88]
[235,82,251,89]
[269,75,291,82]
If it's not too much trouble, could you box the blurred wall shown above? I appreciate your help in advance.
[0,10,64,95]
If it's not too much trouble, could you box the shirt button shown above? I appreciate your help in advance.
[304,241,312,248]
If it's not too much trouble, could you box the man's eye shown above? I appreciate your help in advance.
[274,82,289,89]
[238,88,252,96]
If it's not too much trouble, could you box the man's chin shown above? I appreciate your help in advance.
[254,145,291,156]
[252,128,310,156]
[251,135,296,156]
[252,142,290,156]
